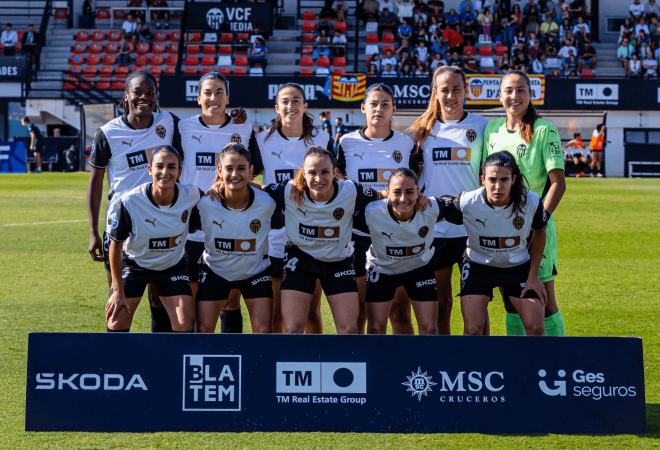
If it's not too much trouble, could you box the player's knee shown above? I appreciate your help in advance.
[337,323,358,334]
[196,323,216,333]
[419,323,438,335]
[437,295,453,316]
[464,322,483,335]
[525,323,545,336]
[367,323,387,335]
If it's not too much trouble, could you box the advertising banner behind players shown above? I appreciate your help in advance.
[187,2,273,34]
[466,75,545,105]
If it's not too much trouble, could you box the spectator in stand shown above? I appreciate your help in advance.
[313,29,332,60]
[320,112,332,136]
[365,0,381,24]
[81,0,95,29]
[525,13,540,39]
[646,0,660,19]
[563,50,578,75]
[460,0,475,15]
[572,16,590,40]
[400,63,413,76]
[332,30,347,56]
[497,51,512,72]
[559,18,572,38]
[127,0,145,20]
[514,48,530,70]
[136,16,154,43]
[382,63,398,76]
[628,52,642,77]
[369,52,381,71]
[504,4,522,47]
[637,30,651,56]
[248,38,267,70]
[441,23,464,53]
[398,47,415,68]
[635,17,650,37]
[414,17,427,34]
[558,36,577,58]
[547,0,563,25]
[333,0,347,22]
[429,15,441,34]
[379,8,398,38]
[630,0,644,21]
[462,17,477,44]
[429,30,444,53]
[578,40,597,69]
[463,50,481,72]
[531,53,548,74]
[447,50,464,68]
[122,14,138,44]
[397,19,412,42]
[20,24,38,64]
[334,117,348,152]
[546,45,563,73]
[317,15,333,35]
[381,48,398,68]
[368,64,379,76]
[512,39,527,58]
[528,39,544,60]
[461,5,477,24]
[117,37,131,65]
[413,27,430,46]
[445,9,460,26]
[545,34,560,53]
[619,18,634,43]
[618,37,635,70]
[397,38,414,58]
[650,17,659,36]
[540,14,559,44]
[150,0,170,29]
[1,23,18,56]
[413,8,428,25]
[430,52,446,70]
[397,0,414,23]
[415,40,429,65]
[479,8,493,40]
[380,0,396,13]
[643,50,658,77]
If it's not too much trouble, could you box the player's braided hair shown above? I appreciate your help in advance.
[121,71,161,117]
[500,70,539,145]
[290,146,341,207]
[360,83,395,131]
[387,168,418,189]
[213,143,252,186]
[409,66,466,149]
[265,83,319,146]
[482,151,529,218]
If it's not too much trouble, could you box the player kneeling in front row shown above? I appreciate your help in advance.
[355,168,437,335]
[437,151,550,336]
[106,146,203,332]
[189,144,279,333]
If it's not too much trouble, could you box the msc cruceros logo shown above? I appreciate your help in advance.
[403,367,505,403]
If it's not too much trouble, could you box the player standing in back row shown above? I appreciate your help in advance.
[482,70,567,336]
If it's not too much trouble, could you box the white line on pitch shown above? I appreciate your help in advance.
[3,219,87,227]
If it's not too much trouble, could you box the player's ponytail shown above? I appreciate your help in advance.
[409,66,466,150]
[500,70,538,145]
[482,151,528,218]
[265,83,319,146]
[290,146,340,207]
[213,143,252,186]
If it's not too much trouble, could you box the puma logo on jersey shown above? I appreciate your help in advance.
[122,140,133,147]
[354,152,365,160]
[297,208,308,217]
[145,218,157,227]
[381,232,393,240]
[476,218,487,227]
[192,135,202,144]
[272,151,283,159]
[213,220,224,229]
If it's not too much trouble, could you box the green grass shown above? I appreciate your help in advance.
[0,173,659,449]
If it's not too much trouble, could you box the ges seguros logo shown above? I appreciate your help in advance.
[538,369,637,400]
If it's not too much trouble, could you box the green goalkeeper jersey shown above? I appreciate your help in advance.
[482,117,564,199]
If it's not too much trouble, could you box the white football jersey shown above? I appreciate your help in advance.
[90,112,176,235]
[338,129,415,237]
[110,183,202,271]
[363,198,439,275]
[179,115,254,242]
[193,186,277,282]
[417,112,488,238]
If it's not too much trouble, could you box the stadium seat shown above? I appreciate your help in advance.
[218,45,232,55]
[463,45,477,55]
[184,56,199,66]
[132,66,147,73]
[217,67,230,75]
[302,11,316,20]
[17,31,25,42]
[152,42,165,54]
[302,33,315,43]
[217,55,232,66]
[382,33,395,43]
[68,66,81,75]
[135,54,149,66]
[126,43,134,53]
[112,79,126,90]
[548,69,561,78]
[92,30,105,41]
[479,46,493,56]
[113,9,125,20]
[187,44,200,55]
[89,42,103,53]
[97,80,111,90]
[365,33,379,44]
[495,45,508,56]
[188,33,202,43]
[334,22,347,32]
[102,54,116,65]
[202,45,216,54]
[300,68,313,76]
[236,33,250,42]
[366,21,378,32]
[166,55,178,66]
[333,68,345,75]
[201,56,215,66]
[103,43,117,54]
[302,45,314,55]
[150,54,164,65]
[333,57,347,67]
[249,67,264,76]
[83,66,97,76]
[233,68,247,76]
[365,44,379,55]
[96,9,110,20]
[203,33,218,43]
[302,22,315,32]
[300,56,314,66]
[75,30,90,41]
[69,54,83,65]
[154,31,168,42]
[220,33,233,43]
[170,31,181,41]
[234,56,248,66]
[168,43,179,53]
[381,45,395,55]
[99,66,113,77]
[73,42,86,53]
[164,66,175,75]
[108,30,121,41]
[184,67,198,75]
[54,8,68,19]
[481,69,495,74]
[136,42,150,54]
[316,67,330,76]
[115,66,129,76]
[201,67,213,74]
[581,69,594,78]
[481,57,495,68]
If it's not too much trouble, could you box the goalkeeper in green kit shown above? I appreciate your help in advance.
[482,71,567,336]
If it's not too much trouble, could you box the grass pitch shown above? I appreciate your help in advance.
[0,173,658,449]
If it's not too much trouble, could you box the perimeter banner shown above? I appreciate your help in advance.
[186,2,273,34]
[466,74,545,105]
[25,333,646,434]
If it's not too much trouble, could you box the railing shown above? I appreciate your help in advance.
[24,69,118,105]
[109,7,184,28]
[36,0,53,70]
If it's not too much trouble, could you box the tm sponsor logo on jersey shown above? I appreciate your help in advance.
[148,233,183,252]
[386,243,426,260]
[126,150,150,170]
[431,147,471,165]
[275,362,367,405]
[275,169,297,183]
[196,152,217,169]
[183,355,241,411]
[214,238,256,254]
[479,236,520,252]
[298,223,340,241]
[402,367,505,404]
[538,369,636,401]
[358,168,396,184]
[34,373,147,391]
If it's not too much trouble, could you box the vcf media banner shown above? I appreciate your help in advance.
[25,333,646,433]
[187,2,273,34]
[466,74,545,105]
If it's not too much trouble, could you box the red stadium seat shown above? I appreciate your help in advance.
[96,9,110,20]
[115,66,129,76]
[92,30,105,41]
[234,56,248,66]
[148,66,161,77]
[135,54,149,66]
[220,33,233,43]
[105,42,118,53]
[184,56,199,66]
[97,80,111,90]
[300,68,313,76]
[152,42,165,54]
[218,45,232,54]
[202,45,216,54]
[136,42,150,54]
[365,33,379,44]
[479,46,493,56]
[188,33,202,43]
[154,31,168,42]
[581,69,594,78]
[17,31,25,42]
[547,69,561,78]
[381,45,395,55]
[166,55,178,65]
[132,65,147,73]
[68,66,82,75]
[233,68,247,76]
[332,68,345,75]
[83,66,97,76]
[108,30,121,41]
[236,33,249,41]
[333,56,347,66]
[201,56,215,66]
[463,45,477,55]
[87,54,101,65]
[302,45,314,55]
[302,33,315,43]
[164,66,175,75]
[102,54,117,65]
[481,69,495,74]
[201,67,213,74]
[112,79,126,90]
[302,11,316,20]
[126,43,134,53]
[302,22,315,32]
[150,54,164,65]
[317,56,330,66]
[54,8,68,19]
[382,33,395,43]
[168,43,179,53]
[217,67,230,75]
[89,42,103,53]
[184,67,198,75]
[75,30,90,41]
[495,46,508,56]
[113,9,125,20]
[187,44,200,55]
[334,22,347,32]
[73,42,86,53]
[300,56,314,66]
[99,66,113,77]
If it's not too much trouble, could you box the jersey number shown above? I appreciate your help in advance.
[198,271,207,284]
[284,257,299,272]
[367,269,380,283]
[460,263,470,281]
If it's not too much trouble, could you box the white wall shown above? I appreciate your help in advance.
[606,110,660,177]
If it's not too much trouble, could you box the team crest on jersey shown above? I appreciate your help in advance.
[512,216,524,230]
[418,226,429,238]
[466,129,477,142]
[181,210,189,224]
[250,219,261,234]
[156,125,167,139]
[392,150,403,164]
[231,133,242,144]
[333,207,345,220]
[516,144,527,158]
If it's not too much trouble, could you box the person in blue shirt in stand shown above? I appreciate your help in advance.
[334,117,348,154]
[21,117,43,173]
[248,38,267,71]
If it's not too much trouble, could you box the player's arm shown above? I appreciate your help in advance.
[106,202,133,321]
[229,107,247,124]
[247,130,263,177]
[543,126,567,214]
[87,130,111,262]
[521,201,550,304]
[436,194,464,224]
[188,205,202,233]
[336,141,347,178]
[28,129,36,150]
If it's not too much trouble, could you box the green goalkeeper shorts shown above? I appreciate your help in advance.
[539,215,558,283]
